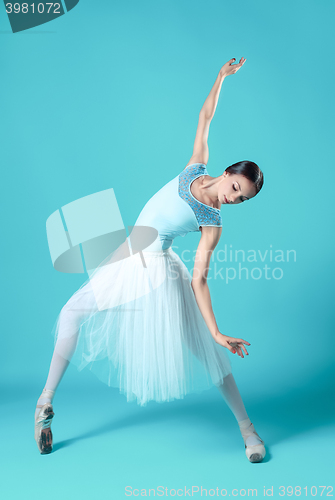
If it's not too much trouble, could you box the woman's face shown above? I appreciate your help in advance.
[218,172,257,205]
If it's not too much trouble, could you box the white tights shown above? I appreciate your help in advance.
[36,337,261,446]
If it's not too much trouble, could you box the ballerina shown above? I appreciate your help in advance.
[35,57,265,463]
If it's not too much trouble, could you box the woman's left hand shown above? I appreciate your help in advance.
[224,335,250,358]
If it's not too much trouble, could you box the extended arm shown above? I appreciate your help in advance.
[186,57,246,167]
[191,226,250,357]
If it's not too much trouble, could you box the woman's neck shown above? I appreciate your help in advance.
[198,175,222,209]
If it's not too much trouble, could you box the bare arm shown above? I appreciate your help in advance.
[191,226,250,358]
[186,57,246,168]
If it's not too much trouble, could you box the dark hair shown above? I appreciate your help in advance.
[225,160,264,194]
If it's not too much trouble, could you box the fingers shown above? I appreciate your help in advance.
[240,344,249,356]
[229,57,246,64]
[230,345,247,357]
[236,338,251,346]
[234,57,247,72]
[224,336,250,357]
[226,342,241,356]
[227,337,250,346]
[226,339,250,357]
[236,345,244,358]
[228,345,237,354]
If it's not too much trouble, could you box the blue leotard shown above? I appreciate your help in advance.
[134,163,222,251]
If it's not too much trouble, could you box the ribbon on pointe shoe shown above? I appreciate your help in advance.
[238,419,265,463]
[37,389,55,403]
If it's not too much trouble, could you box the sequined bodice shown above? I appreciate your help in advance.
[178,164,222,227]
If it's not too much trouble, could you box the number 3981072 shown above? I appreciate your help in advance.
[5,3,61,14]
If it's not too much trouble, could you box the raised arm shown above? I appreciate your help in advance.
[186,57,246,168]
[191,225,250,358]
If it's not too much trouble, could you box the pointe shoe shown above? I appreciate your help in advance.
[34,389,55,454]
[239,420,266,463]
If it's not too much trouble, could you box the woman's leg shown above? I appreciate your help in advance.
[217,373,262,446]
[35,282,98,420]
[34,337,79,420]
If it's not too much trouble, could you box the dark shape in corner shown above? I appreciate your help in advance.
[3,0,80,33]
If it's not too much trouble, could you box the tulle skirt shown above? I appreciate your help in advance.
[51,246,232,406]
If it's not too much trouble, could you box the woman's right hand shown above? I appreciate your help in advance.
[213,332,250,358]
[220,57,246,78]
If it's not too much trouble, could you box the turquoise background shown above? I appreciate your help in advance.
[1,0,334,497]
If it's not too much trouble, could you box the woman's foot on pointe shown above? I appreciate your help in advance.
[238,418,266,463]
[34,389,55,454]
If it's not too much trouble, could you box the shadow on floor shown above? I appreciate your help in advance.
[52,375,335,454]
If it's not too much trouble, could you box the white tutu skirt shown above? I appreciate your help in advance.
[51,246,232,406]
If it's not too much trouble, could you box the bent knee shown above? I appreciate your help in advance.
[59,302,84,329]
